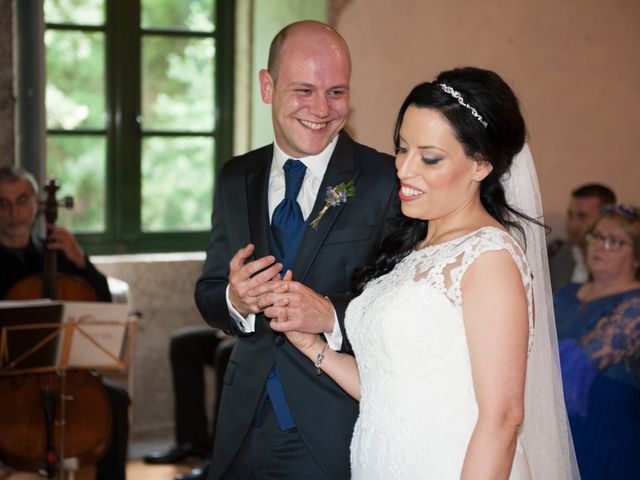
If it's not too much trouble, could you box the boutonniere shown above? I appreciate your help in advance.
[309,180,356,229]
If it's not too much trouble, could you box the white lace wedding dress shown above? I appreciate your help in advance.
[346,226,533,479]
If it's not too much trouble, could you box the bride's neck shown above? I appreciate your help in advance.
[420,201,498,248]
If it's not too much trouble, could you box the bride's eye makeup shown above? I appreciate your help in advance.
[421,156,443,165]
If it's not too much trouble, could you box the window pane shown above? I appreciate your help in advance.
[141,137,213,232]
[142,36,215,132]
[46,135,106,233]
[141,0,215,31]
[44,0,104,26]
[45,30,106,130]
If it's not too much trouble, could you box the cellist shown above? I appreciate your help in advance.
[0,165,130,480]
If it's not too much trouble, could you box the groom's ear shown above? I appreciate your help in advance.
[472,158,493,182]
[259,69,274,104]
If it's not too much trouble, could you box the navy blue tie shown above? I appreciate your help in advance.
[271,159,307,260]
[263,159,306,431]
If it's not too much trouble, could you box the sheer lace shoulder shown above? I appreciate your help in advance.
[408,226,533,349]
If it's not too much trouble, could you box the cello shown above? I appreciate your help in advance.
[0,178,112,478]
[4,179,97,301]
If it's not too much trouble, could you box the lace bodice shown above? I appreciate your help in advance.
[345,226,533,479]
[581,292,640,371]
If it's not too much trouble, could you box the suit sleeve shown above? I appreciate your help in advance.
[78,258,112,302]
[194,170,242,335]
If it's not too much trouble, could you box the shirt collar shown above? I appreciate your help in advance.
[272,135,339,180]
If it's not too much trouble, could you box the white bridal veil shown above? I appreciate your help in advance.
[502,144,580,479]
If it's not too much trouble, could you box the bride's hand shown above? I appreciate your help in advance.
[268,269,323,356]
[271,296,322,355]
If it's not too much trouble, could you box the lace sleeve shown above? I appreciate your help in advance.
[580,295,640,370]
[448,229,534,350]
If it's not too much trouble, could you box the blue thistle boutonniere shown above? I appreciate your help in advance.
[309,180,356,229]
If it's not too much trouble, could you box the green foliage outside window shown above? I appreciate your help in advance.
[45,0,104,25]
[142,36,215,132]
[47,135,106,232]
[43,0,228,251]
[141,0,214,30]
[45,30,105,130]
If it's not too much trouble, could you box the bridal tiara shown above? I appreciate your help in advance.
[439,83,488,128]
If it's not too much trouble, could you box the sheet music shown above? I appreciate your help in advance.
[63,302,129,368]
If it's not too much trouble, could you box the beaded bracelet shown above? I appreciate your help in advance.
[314,342,328,376]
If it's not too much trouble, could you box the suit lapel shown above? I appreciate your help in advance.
[246,147,273,260]
[293,133,360,281]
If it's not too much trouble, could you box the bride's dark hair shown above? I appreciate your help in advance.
[353,66,537,294]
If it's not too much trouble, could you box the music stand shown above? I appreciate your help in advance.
[0,300,65,375]
[57,302,134,371]
[0,300,136,479]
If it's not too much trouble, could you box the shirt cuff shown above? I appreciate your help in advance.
[323,307,343,350]
[225,284,256,333]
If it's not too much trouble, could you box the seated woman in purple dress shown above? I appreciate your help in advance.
[555,204,640,480]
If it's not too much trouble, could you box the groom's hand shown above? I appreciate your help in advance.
[266,275,335,334]
[228,244,283,316]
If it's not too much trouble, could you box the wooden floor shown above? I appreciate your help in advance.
[126,460,193,480]
[1,460,194,480]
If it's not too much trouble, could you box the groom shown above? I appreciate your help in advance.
[195,20,399,479]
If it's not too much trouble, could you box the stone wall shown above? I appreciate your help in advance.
[94,255,211,440]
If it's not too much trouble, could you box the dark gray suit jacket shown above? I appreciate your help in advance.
[194,132,399,479]
[549,242,577,293]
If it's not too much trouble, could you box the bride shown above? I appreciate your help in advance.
[272,67,578,479]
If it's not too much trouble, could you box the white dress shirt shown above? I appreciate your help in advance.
[224,137,343,349]
[570,245,589,283]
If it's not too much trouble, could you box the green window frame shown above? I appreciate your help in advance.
[44,0,234,254]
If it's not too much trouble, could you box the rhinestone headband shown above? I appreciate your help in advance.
[439,83,488,128]
[601,203,640,219]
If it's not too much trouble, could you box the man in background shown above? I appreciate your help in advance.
[0,165,129,480]
[549,183,616,293]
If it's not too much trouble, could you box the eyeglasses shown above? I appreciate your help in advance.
[585,231,633,252]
